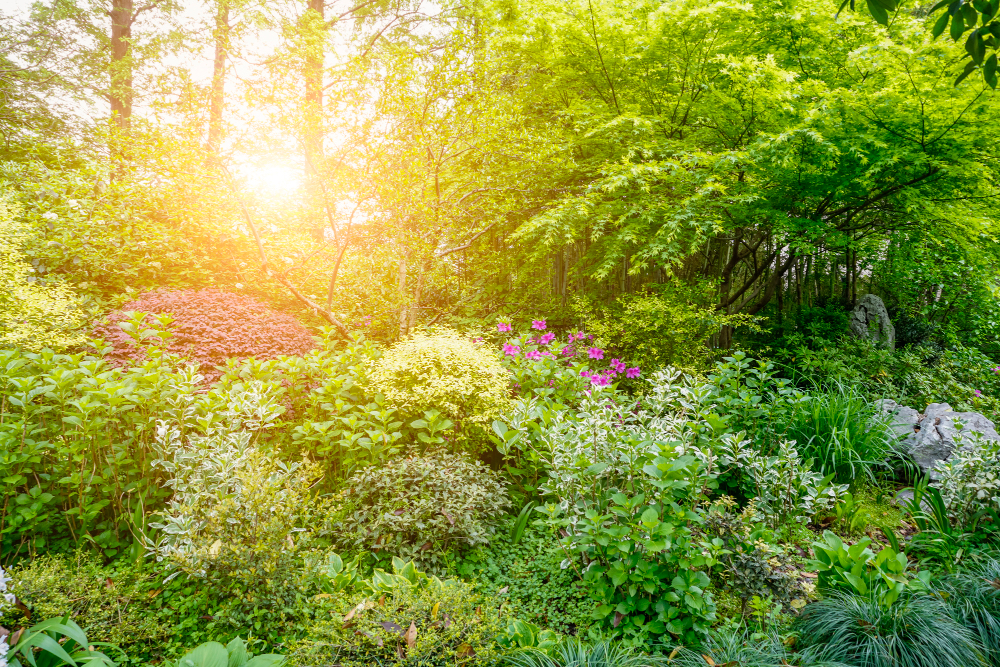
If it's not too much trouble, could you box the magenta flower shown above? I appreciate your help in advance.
[532,319,547,330]
[610,358,626,373]
[562,345,575,356]
[975,389,983,396]
[542,351,555,357]
[588,347,604,360]
[625,367,641,379]
[539,332,556,345]
[580,369,592,378]
[497,322,512,333]
[503,343,520,357]
[590,373,611,387]
[525,350,542,361]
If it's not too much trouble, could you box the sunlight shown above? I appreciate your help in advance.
[240,162,303,197]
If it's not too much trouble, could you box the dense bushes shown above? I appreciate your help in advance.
[332,449,510,571]
[92,290,316,381]
[366,329,510,447]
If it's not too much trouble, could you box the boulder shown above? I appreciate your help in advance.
[908,403,1000,476]
[849,294,895,350]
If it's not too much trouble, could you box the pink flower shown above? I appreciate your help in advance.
[625,367,641,379]
[588,347,604,360]
[539,332,556,345]
[525,350,542,361]
[532,319,547,330]
[580,369,592,378]
[503,343,520,357]
[590,373,611,387]
[497,322,512,333]
[610,358,626,373]
[542,351,555,357]
[562,345,575,356]
[975,389,983,396]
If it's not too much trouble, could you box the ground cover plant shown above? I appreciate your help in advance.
[6,0,1000,662]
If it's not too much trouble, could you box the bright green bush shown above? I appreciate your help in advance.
[289,577,507,666]
[332,449,510,572]
[0,190,87,351]
[365,328,511,448]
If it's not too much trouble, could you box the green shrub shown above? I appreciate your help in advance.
[332,449,510,572]
[0,555,167,658]
[289,577,507,666]
[666,625,841,667]
[459,527,592,635]
[365,328,511,448]
[166,638,284,667]
[795,592,984,667]
[808,531,929,608]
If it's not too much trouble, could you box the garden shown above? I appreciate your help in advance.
[4,0,1000,663]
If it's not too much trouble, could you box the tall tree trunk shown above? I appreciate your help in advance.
[208,1,229,154]
[397,249,409,338]
[304,0,324,173]
[110,0,133,130]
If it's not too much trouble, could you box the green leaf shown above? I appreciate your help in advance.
[933,10,951,37]
[243,657,285,667]
[953,12,968,39]
[226,639,249,667]
[955,59,979,84]
[179,642,229,667]
[986,53,998,86]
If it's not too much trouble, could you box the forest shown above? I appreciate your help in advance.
[2,0,1000,664]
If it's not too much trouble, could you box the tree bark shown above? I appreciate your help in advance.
[208,0,229,153]
[110,0,133,131]
[304,0,324,173]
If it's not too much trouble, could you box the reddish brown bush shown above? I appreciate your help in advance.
[93,289,316,380]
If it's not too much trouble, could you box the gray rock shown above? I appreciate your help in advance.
[877,399,921,440]
[849,294,895,350]
[908,402,1000,476]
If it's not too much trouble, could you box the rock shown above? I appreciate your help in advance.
[877,399,921,439]
[908,402,1000,476]
[849,294,895,350]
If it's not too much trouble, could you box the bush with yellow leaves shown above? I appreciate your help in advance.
[366,328,511,450]
[0,191,86,351]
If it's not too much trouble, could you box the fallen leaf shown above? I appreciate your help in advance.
[147,588,163,599]
[420,542,432,552]
[612,611,624,628]
[457,643,476,660]
[701,655,716,667]
[380,621,404,635]
[443,613,452,629]
[396,645,406,659]
[343,599,370,626]
[441,509,455,525]
[431,602,440,620]
[105,577,114,589]
[497,586,509,595]
[405,621,417,649]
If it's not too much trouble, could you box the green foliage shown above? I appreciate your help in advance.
[932,430,1000,527]
[795,592,984,667]
[458,527,592,635]
[496,619,560,656]
[365,329,511,449]
[0,555,167,655]
[4,617,117,667]
[505,639,668,667]
[932,558,1000,663]
[809,531,930,608]
[0,187,87,352]
[666,625,841,667]
[704,500,805,616]
[168,638,284,667]
[781,384,896,484]
[289,576,507,666]
[577,283,754,375]
[332,449,510,571]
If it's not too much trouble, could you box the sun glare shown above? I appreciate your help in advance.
[241,163,303,197]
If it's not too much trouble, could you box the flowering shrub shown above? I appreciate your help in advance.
[365,328,510,448]
[495,318,640,403]
[331,448,510,572]
[92,289,316,382]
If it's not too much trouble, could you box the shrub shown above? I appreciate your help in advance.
[92,289,316,382]
[148,399,328,631]
[0,555,167,656]
[459,527,593,635]
[666,625,840,667]
[365,328,510,447]
[0,191,86,352]
[332,449,510,572]
[289,576,507,666]
[795,592,984,667]
[576,281,754,375]
[166,638,284,667]
[932,430,1000,527]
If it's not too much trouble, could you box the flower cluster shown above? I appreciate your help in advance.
[495,317,641,392]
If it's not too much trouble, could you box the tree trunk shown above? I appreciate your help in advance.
[208,1,229,153]
[110,0,133,130]
[304,0,324,173]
